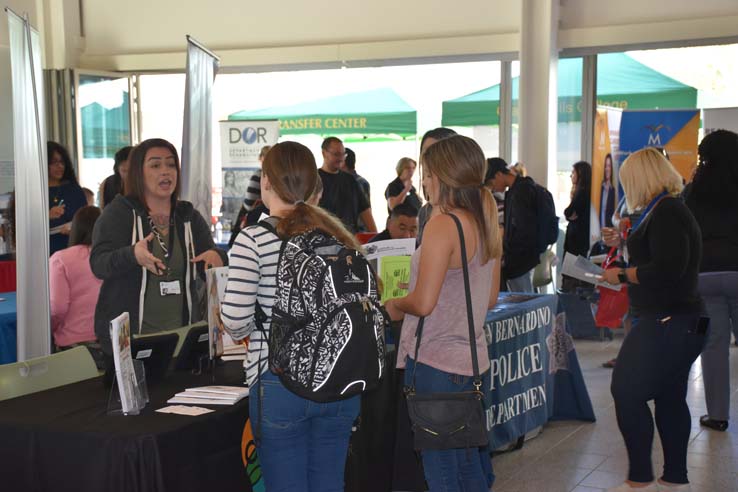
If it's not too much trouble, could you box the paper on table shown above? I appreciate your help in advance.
[167,396,239,406]
[156,405,214,416]
[561,253,622,291]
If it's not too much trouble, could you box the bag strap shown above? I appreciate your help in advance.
[409,213,482,392]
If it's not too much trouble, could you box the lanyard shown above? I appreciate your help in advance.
[631,190,669,233]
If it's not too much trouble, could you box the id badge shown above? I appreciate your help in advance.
[160,280,181,296]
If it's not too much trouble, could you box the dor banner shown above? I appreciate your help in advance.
[618,109,700,181]
[220,120,280,168]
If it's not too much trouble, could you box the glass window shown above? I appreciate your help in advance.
[77,74,132,200]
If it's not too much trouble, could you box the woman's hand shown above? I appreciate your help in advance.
[49,204,65,220]
[192,249,224,270]
[134,233,166,275]
[601,227,620,247]
[384,299,404,321]
[599,268,621,285]
[59,223,72,235]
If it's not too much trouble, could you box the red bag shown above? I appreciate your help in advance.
[595,248,629,329]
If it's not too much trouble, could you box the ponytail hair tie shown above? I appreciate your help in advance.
[295,200,306,205]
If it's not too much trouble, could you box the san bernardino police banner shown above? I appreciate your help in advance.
[484,294,595,448]
[220,120,280,168]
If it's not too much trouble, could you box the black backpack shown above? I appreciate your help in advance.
[259,221,387,402]
[534,184,559,254]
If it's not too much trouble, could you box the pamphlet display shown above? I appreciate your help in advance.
[207,267,229,359]
[109,312,148,415]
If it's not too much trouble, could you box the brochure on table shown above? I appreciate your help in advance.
[364,238,416,302]
[110,312,147,414]
[167,385,249,406]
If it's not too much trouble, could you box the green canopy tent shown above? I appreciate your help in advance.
[228,88,417,141]
[441,53,697,126]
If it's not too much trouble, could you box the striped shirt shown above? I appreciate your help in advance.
[221,223,282,387]
[243,169,262,212]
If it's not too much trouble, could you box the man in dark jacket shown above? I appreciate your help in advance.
[486,159,539,292]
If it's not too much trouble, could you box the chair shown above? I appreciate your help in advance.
[533,248,557,293]
[133,321,207,358]
[0,346,98,401]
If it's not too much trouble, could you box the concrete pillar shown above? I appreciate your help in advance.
[518,0,559,188]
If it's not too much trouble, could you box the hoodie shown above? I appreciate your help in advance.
[90,195,227,355]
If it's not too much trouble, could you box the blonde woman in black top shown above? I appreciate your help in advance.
[601,148,703,492]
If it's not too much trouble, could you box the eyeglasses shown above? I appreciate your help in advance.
[49,159,65,166]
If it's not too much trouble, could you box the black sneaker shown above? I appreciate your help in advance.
[700,415,728,431]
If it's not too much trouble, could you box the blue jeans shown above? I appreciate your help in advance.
[404,358,494,492]
[249,370,360,492]
[611,313,705,484]
[507,270,533,293]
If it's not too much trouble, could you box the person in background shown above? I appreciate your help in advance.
[318,136,377,233]
[50,206,105,369]
[684,129,738,432]
[342,147,371,203]
[100,145,132,208]
[48,141,87,255]
[222,141,362,492]
[342,147,371,231]
[416,127,457,245]
[602,147,703,492]
[368,202,418,243]
[562,161,592,291]
[82,188,95,206]
[385,135,501,491]
[485,158,509,291]
[229,145,272,248]
[486,159,539,292]
[243,145,272,212]
[91,138,227,358]
[600,154,616,228]
[386,157,422,213]
[510,162,527,177]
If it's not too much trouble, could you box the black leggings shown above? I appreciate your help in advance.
[611,313,705,484]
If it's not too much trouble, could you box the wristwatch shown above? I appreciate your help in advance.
[617,270,628,284]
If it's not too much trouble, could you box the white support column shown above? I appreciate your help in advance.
[518,0,559,188]
[580,54,597,163]
[499,61,513,163]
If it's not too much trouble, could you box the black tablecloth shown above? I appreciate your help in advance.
[0,361,251,492]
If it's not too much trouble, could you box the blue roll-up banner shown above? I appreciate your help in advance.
[618,109,700,182]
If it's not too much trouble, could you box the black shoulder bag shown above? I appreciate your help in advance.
[404,213,489,450]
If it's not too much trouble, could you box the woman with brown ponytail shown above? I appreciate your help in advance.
[221,141,362,492]
[385,135,502,491]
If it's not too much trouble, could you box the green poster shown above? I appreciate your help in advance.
[380,255,412,301]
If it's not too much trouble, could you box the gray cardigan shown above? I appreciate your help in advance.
[90,195,227,355]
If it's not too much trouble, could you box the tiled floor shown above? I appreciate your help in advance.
[491,333,738,492]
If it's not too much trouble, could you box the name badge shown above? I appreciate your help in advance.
[160,280,181,296]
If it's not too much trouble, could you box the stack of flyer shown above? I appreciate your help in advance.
[167,385,249,406]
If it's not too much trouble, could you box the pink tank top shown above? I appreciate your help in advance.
[396,243,494,376]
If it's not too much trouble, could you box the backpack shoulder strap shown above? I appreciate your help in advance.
[257,216,280,236]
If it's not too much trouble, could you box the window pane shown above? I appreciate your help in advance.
[77,74,131,199]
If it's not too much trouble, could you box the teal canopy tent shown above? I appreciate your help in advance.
[80,102,130,159]
[441,53,697,126]
[228,88,417,141]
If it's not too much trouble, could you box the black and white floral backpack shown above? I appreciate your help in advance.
[259,221,387,402]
